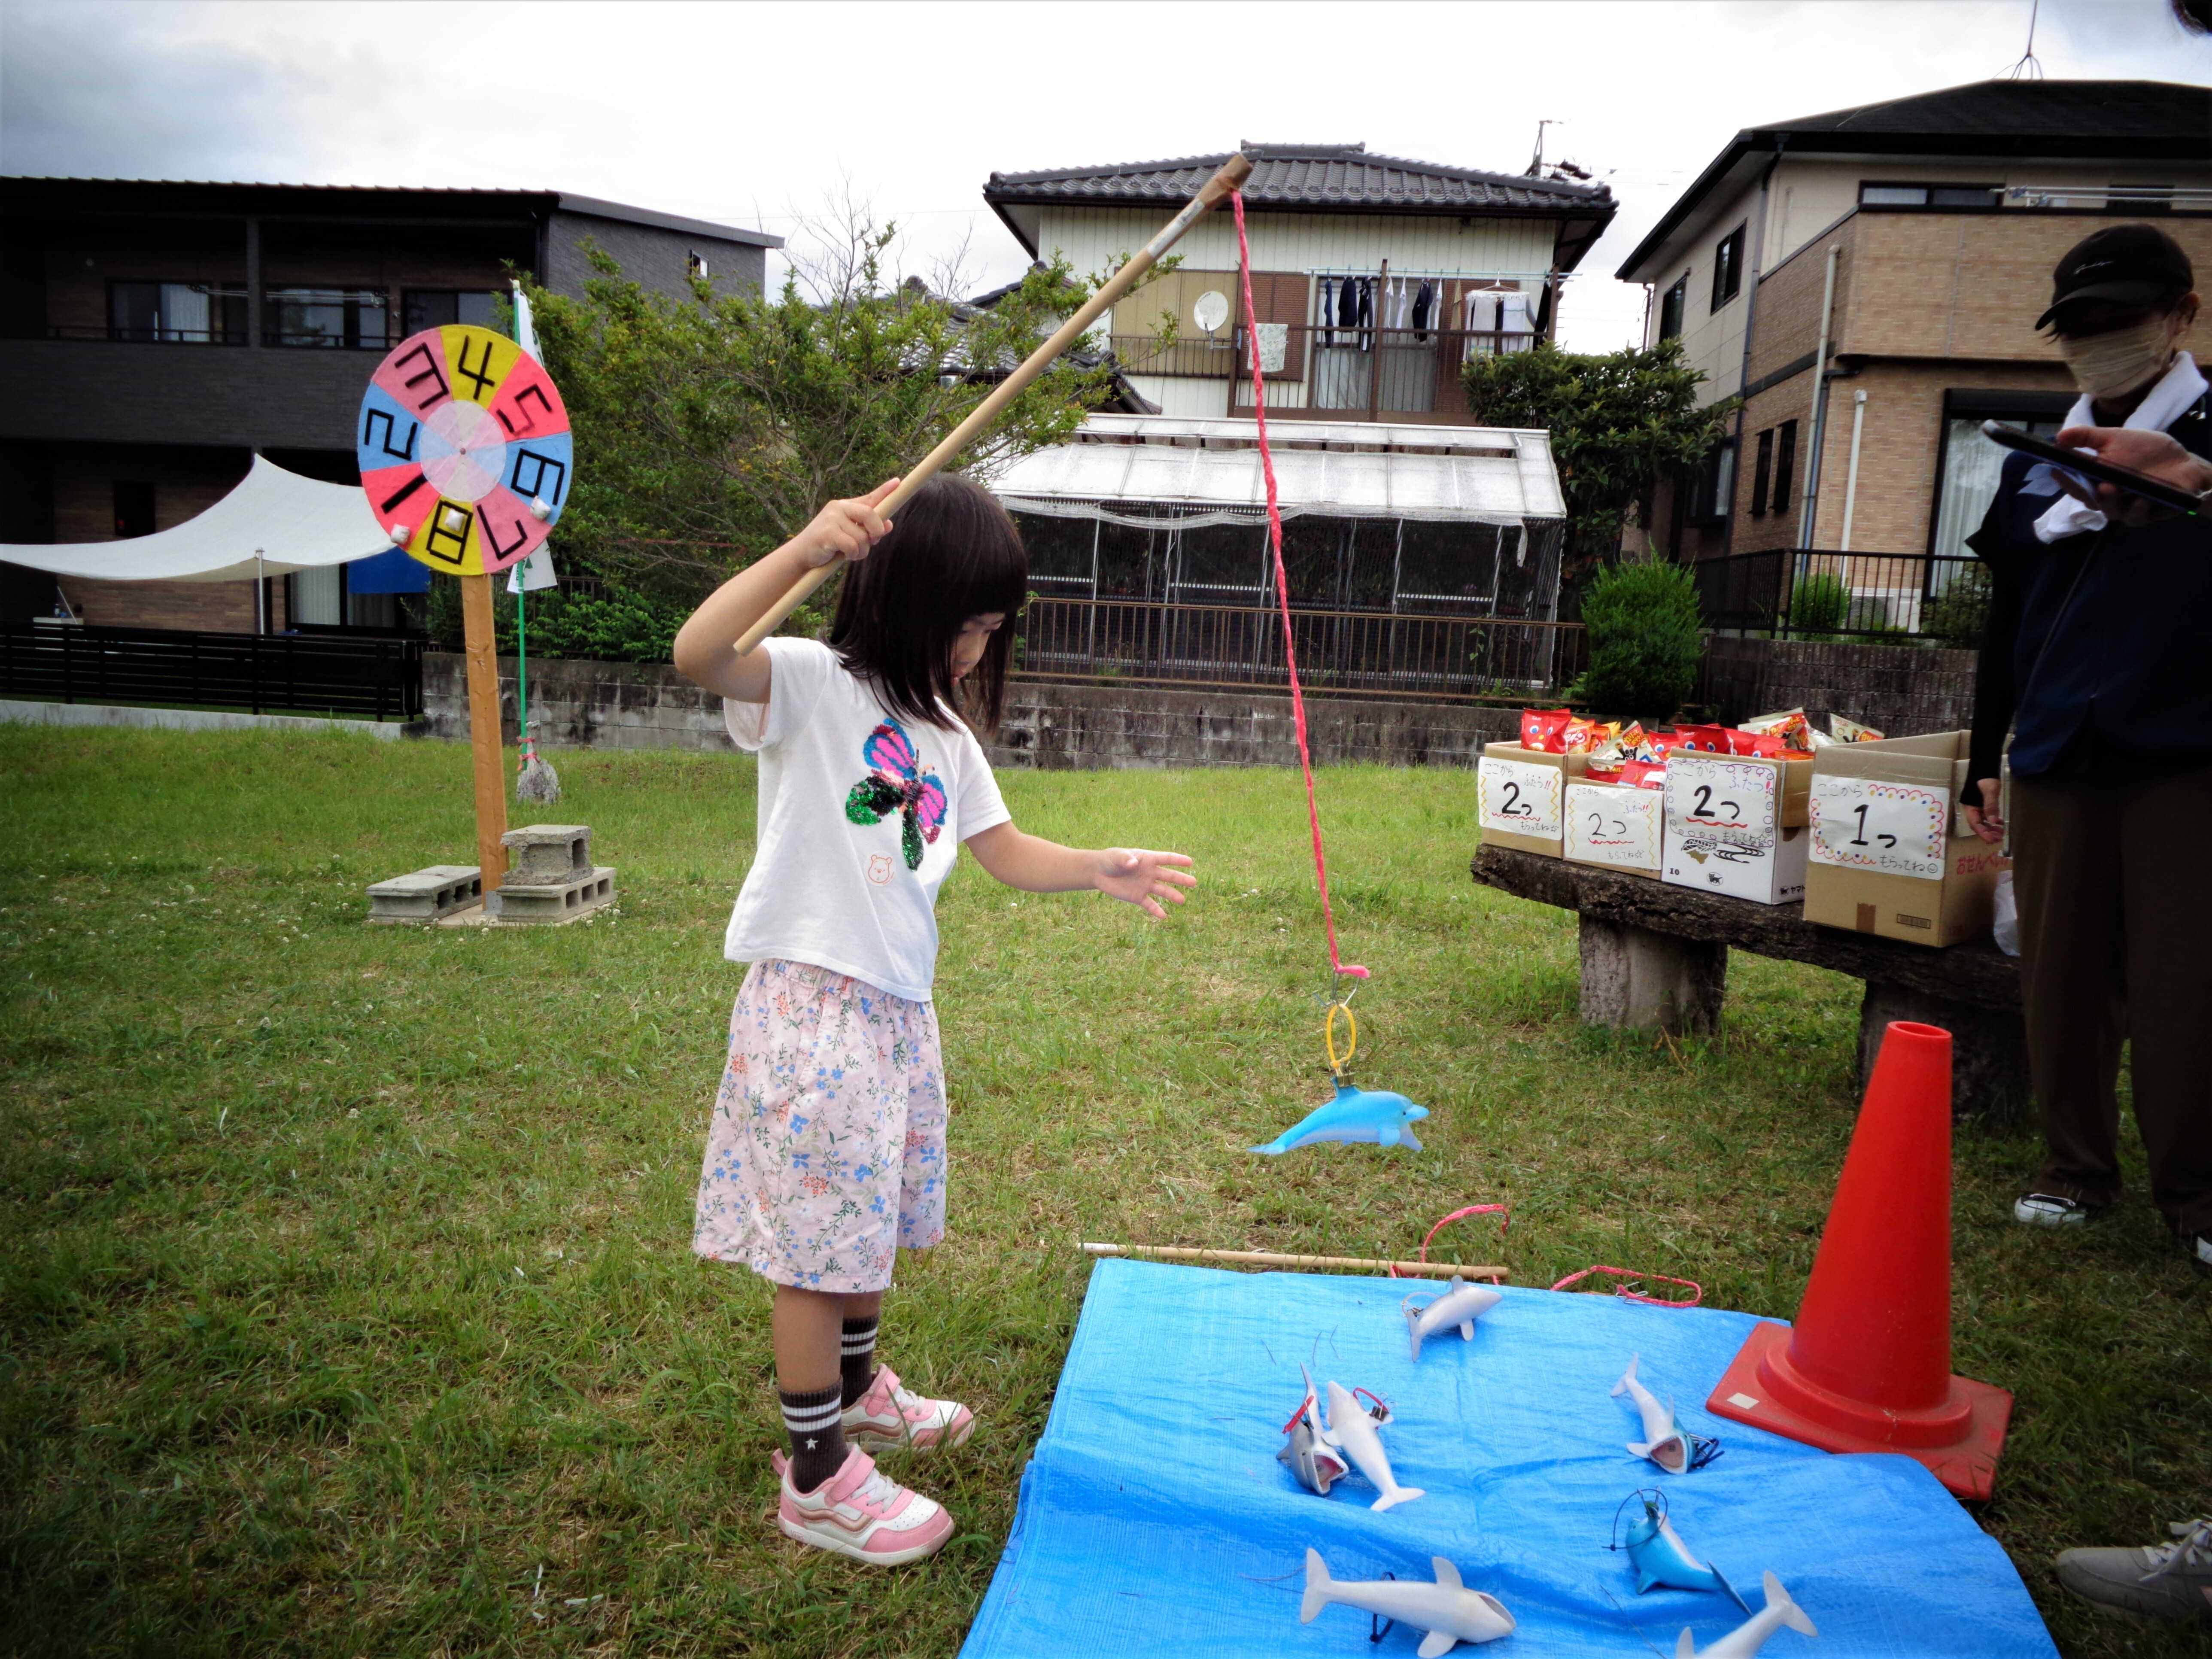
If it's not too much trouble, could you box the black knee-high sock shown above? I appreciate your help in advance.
[841,1314,881,1407]
[779,1383,846,1494]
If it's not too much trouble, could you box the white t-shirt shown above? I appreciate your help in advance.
[721,637,1010,1002]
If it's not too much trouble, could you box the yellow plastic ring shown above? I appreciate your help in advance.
[1325,1001,1358,1075]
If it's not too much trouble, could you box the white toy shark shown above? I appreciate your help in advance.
[1300,1549,1515,1654]
[1403,1276,1502,1361]
[1675,1571,1817,1657]
[1320,1374,1424,1511]
[1277,1369,1349,1496]
[1613,1354,1721,1475]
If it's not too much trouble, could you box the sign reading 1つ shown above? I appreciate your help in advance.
[359,324,572,577]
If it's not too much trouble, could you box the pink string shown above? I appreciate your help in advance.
[1232,190,1363,985]
[1548,1264,1703,1308]
[1388,1203,1510,1280]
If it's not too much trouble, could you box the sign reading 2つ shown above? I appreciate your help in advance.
[359,324,572,577]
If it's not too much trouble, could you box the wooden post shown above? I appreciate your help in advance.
[459,572,508,895]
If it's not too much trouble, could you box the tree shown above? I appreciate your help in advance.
[1573,558,1703,720]
[519,218,1133,632]
[1461,339,1735,583]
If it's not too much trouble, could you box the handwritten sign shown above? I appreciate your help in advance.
[1479,756,1564,839]
[1664,754,1778,851]
[1565,782,1660,870]
[1810,775,1950,879]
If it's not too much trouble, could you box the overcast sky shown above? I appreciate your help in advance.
[3,0,2206,352]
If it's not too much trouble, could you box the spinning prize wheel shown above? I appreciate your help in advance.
[358,324,572,576]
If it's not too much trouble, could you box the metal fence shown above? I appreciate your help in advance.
[1692,549,1989,646]
[0,626,425,720]
[1014,596,1584,702]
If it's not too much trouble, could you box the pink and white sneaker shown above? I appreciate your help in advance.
[772,1446,956,1566]
[842,1364,976,1451]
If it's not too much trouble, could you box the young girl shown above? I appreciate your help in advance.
[672,474,1196,1566]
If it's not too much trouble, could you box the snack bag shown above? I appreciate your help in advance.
[1620,758,1668,790]
[1561,717,1621,754]
[1741,707,1815,751]
[1520,707,1574,753]
[1670,724,1733,754]
[1830,713,1885,743]
[1728,728,1788,758]
[1584,763,1624,784]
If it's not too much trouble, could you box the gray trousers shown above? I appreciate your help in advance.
[2011,766,2212,1236]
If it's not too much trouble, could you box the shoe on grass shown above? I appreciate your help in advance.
[2013,1192,2100,1226]
[2056,1518,2212,1623]
[2193,1233,2211,1277]
[772,1445,955,1566]
[842,1363,976,1452]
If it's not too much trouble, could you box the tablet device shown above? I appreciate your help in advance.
[1980,421,2204,515]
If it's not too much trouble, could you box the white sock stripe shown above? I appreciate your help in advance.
[781,1403,845,1429]
[840,1337,877,1353]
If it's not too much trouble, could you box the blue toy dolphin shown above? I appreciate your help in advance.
[1250,1082,1428,1155]
[1616,1491,1750,1612]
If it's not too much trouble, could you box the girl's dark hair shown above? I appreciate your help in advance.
[828,473,1027,735]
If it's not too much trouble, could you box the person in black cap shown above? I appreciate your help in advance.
[1962,222,2212,1271]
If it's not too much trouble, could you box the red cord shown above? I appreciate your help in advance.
[1232,191,1362,984]
[1388,1204,1510,1279]
[1549,1264,1703,1308]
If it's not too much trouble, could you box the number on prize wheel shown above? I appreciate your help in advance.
[358,325,573,577]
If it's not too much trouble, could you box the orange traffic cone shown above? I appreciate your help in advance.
[1706,1021,2012,1499]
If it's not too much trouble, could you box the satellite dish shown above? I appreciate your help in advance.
[1191,290,1230,334]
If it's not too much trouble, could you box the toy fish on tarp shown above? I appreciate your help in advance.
[1319,1375,1424,1511]
[1675,1571,1818,1657]
[1615,1490,1750,1611]
[1300,1548,1515,1654]
[1250,1081,1428,1155]
[1403,1276,1502,1361]
[1613,1354,1722,1474]
[1277,1366,1349,1496]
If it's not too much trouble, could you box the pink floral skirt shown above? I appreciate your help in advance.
[692,958,947,1293]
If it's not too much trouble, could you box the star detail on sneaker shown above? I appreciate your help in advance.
[804,1438,817,1450]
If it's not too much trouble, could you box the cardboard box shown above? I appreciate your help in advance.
[1661,751,1814,904]
[1564,780,1663,878]
[1477,743,1589,856]
[1804,729,2010,946]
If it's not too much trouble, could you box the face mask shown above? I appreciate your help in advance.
[2057,315,2180,399]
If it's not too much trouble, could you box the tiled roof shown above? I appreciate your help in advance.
[985,143,1610,215]
[1768,78,2209,144]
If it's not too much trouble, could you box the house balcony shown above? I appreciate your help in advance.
[1109,325,1541,425]
[0,333,379,452]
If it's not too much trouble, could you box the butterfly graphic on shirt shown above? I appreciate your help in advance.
[844,718,947,872]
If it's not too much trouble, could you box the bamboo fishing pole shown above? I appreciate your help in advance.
[1082,1243,1510,1283]
[732,150,1256,657]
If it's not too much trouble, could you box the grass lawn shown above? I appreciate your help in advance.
[2,724,2207,1659]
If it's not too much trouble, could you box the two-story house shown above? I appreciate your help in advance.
[982,143,1615,424]
[1616,79,2210,582]
[0,178,780,632]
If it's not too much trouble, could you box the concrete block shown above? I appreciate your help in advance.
[494,866,616,924]
[501,823,592,886]
[367,865,483,924]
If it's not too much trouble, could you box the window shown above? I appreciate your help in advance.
[1750,428,1775,516]
[1772,420,1798,517]
[687,252,710,279]
[1686,440,1735,526]
[112,481,155,539]
[1929,391,2075,563]
[1859,182,2002,208]
[107,280,246,343]
[264,287,388,349]
[1710,224,1745,312]
[1657,276,1687,343]
[402,289,500,336]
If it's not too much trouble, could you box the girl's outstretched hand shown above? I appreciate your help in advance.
[1093,848,1197,919]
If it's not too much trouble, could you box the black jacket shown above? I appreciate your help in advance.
[1964,392,2212,800]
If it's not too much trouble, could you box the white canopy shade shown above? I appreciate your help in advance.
[0,455,389,583]
[989,414,1565,528]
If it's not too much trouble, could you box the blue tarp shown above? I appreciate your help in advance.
[960,1261,2054,1659]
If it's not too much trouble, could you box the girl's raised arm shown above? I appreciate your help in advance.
[672,479,900,701]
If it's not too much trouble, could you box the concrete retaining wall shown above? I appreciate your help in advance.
[421,653,1519,768]
[1700,636,1979,736]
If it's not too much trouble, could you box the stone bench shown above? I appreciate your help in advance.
[1469,843,2027,1125]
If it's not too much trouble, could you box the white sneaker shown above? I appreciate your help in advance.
[2014,1192,2096,1227]
[772,1446,956,1566]
[842,1363,977,1452]
[2193,1233,2210,1276]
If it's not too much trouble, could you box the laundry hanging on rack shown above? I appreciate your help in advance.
[1413,280,1433,340]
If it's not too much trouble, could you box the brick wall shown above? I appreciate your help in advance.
[1702,635,1979,735]
[40,443,264,629]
